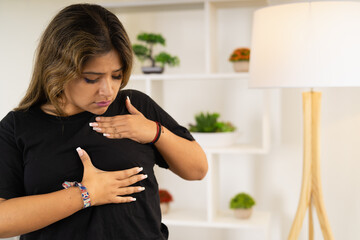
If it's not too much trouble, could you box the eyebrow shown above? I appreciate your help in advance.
[82,68,123,75]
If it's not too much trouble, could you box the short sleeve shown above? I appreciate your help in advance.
[121,90,195,168]
[0,112,25,199]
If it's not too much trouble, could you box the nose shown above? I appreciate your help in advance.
[98,76,114,98]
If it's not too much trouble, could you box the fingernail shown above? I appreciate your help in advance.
[103,133,110,137]
[93,127,101,131]
[96,117,101,121]
[76,147,84,157]
[131,197,136,202]
[138,187,145,191]
[142,174,148,179]
[138,167,143,172]
[127,96,131,103]
[89,122,98,127]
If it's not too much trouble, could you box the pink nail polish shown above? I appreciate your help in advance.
[89,122,98,127]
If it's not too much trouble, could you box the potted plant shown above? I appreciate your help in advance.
[189,112,237,147]
[132,32,180,74]
[229,47,250,72]
[230,192,256,219]
[159,189,173,214]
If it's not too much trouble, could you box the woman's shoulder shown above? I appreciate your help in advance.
[0,110,23,134]
[1,110,26,124]
[1,107,41,129]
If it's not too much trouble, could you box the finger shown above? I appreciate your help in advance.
[102,130,131,139]
[117,186,145,196]
[91,116,130,130]
[92,121,125,129]
[113,196,137,204]
[94,116,117,122]
[92,123,127,135]
[126,96,141,115]
[113,167,144,180]
[102,132,120,139]
[118,174,148,187]
[76,147,94,170]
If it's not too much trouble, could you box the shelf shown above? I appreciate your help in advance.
[102,0,204,9]
[203,144,268,155]
[162,208,208,227]
[212,210,270,229]
[102,0,266,9]
[108,0,272,238]
[162,208,270,229]
[130,73,249,81]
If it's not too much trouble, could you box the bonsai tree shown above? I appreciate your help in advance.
[159,189,173,214]
[230,192,256,209]
[159,189,173,203]
[229,47,250,62]
[189,112,236,132]
[132,32,179,72]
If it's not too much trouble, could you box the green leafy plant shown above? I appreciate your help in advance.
[189,112,236,133]
[230,193,256,209]
[132,32,180,68]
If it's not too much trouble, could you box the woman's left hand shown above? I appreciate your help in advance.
[90,97,157,144]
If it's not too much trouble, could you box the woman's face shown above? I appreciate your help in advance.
[62,49,123,116]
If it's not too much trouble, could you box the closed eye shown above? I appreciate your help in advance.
[112,74,122,80]
[84,78,99,84]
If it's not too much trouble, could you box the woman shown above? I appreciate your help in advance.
[0,3,207,239]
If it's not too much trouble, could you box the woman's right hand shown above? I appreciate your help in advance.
[77,147,146,206]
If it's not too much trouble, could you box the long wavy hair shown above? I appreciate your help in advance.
[15,4,133,116]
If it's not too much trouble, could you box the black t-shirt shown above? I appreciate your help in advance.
[0,89,194,240]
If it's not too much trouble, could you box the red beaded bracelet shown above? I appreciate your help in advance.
[151,122,162,144]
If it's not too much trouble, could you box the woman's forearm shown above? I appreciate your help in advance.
[154,126,208,180]
[0,187,83,238]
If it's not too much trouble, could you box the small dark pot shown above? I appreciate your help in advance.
[142,66,164,74]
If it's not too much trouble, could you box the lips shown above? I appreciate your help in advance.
[96,100,112,107]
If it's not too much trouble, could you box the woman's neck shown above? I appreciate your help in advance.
[40,103,60,116]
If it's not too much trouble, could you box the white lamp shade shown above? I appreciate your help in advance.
[249,1,360,88]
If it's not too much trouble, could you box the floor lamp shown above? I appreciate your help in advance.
[249,2,360,239]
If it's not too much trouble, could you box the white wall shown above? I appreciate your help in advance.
[0,0,359,240]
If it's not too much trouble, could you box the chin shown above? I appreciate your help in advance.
[90,107,109,115]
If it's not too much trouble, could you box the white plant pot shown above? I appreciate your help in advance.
[160,202,170,214]
[233,61,249,72]
[191,132,238,148]
[234,208,253,219]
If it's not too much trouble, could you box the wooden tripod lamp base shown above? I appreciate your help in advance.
[288,91,334,240]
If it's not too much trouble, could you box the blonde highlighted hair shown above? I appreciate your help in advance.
[15,4,133,116]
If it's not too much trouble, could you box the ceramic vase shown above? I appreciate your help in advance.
[160,202,170,214]
[233,61,249,72]
[234,208,253,219]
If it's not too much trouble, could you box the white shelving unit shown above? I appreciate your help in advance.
[130,73,271,154]
[104,1,271,239]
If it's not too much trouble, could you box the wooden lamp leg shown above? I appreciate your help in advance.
[310,92,334,239]
[288,91,334,240]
